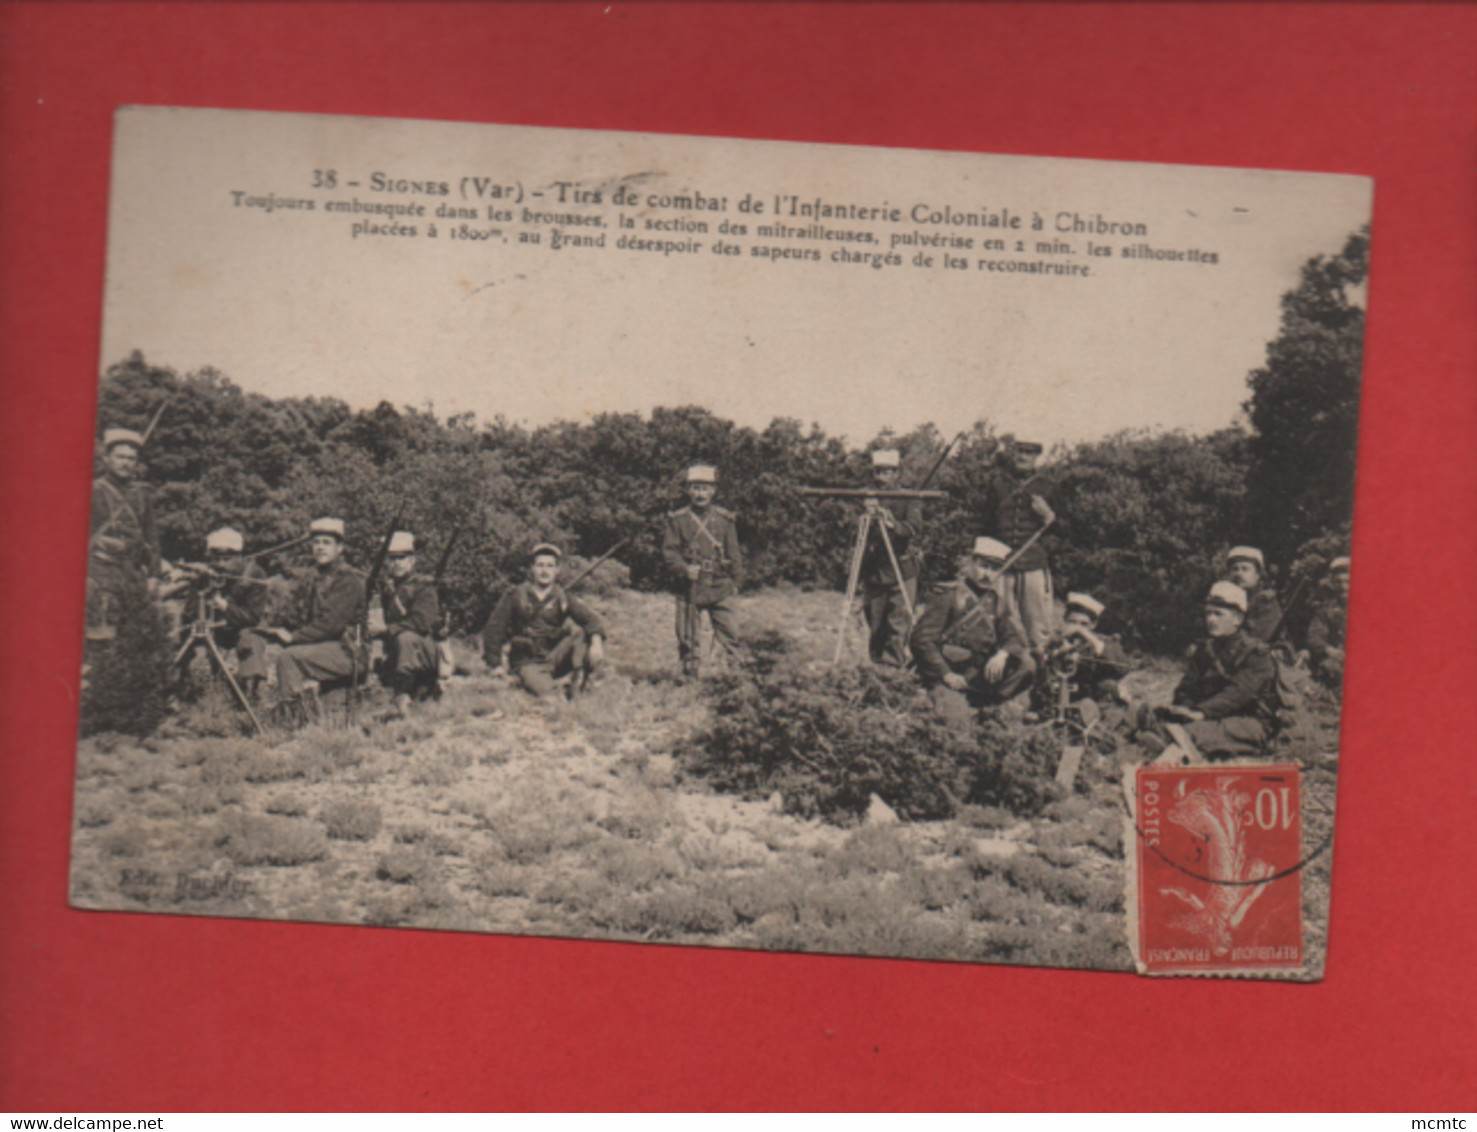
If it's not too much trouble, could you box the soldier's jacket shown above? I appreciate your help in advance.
[1305,599,1345,658]
[982,470,1049,573]
[1243,586,1285,644]
[910,579,1028,686]
[1051,632,1131,702]
[291,559,366,645]
[90,474,160,577]
[217,560,269,633]
[860,496,924,587]
[661,505,744,605]
[1173,630,1275,720]
[380,572,439,639]
[483,582,606,665]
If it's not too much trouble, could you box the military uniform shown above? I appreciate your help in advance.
[1037,631,1131,713]
[87,471,160,640]
[981,468,1054,658]
[483,582,606,697]
[276,558,367,696]
[910,577,1034,730]
[1171,629,1276,758]
[378,572,441,698]
[1305,599,1346,686]
[212,559,270,683]
[661,503,744,674]
[861,494,924,667]
[1242,586,1285,645]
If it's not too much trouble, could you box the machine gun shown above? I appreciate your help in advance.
[170,562,269,736]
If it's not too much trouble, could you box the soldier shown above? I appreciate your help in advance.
[661,465,744,677]
[910,537,1035,732]
[189,527,270,702]
[482,544,606,698]
[1032,591,1131,719]
[860,448,924,668]
[1226,546,1284,644]
[370,531,441,716]
[1160,580,1276,759]
[1305,556,1350,687]
[265,518,367,708]
[87,428,161,639]
[981,438,1056,665]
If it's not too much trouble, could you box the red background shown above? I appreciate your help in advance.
[2,2,1473,1112]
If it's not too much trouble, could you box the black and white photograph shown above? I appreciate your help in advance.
[72,106,1371,977]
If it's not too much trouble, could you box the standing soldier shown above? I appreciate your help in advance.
[1226,546,1284,644]
[1305,556,1350,687]
[87,428,161,639]
[371,531,441,716]
[1033,592,1132,719]
[265,518,367,712]
[860,448,925,668]
[662,465,744,678]
[195,527,270,702]
[910,537,1035,732]
[482,544,606,698]
[1159,580,1276,759]
[982,438,1056,666]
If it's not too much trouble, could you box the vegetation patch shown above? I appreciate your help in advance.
[215,813,328,866]
[321,800,383,841]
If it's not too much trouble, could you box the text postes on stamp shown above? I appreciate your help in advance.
[1133,765,1303,976]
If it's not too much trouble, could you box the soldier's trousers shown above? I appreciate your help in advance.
[929,655,1035,732]
[219,628,269,680]
[675,594,740,673]
[382,629,440,696]
[864,578,918,668]
[1185,716,1268,759]
[277,640,360,696]
[1001,568,1055,658]
[515,626,597,697]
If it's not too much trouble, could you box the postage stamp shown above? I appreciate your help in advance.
[1130,764,1304,976]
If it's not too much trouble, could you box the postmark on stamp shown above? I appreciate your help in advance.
[1129,764,1303,976]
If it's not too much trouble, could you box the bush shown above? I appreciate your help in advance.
[215,813,328,866]
[80,575,172,738]
[321,800,383,841]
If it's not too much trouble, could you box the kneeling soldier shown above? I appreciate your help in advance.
[483,544,606,698]
[199,526,270,702]
[266,517,367,707]
[910,537,1035,732]
[1033,591,1131,719]
[1162,580,1276,758]
[372,531,441,716]
[662,465,744,677]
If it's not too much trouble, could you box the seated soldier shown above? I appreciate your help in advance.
[371,530,441,716]
[1226,545,1284,645]
[1305,555,1350,687]
[1159,580,1276,759]
[909,536,1035,732]
[195,527,270,702]
[482,544,606,699]
[265,517,367,709]
[1031,591,1131,721]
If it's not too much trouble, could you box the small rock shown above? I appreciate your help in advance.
[866,793,899,826]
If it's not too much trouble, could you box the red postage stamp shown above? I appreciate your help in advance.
[1131,764,1304,976]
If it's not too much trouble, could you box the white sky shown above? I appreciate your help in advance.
[100,108,1372,448]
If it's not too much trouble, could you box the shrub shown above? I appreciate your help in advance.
[80,575,172,738]
[215,813,328,866]
[321,800,383,841]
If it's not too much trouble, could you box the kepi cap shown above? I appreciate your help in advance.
[1329,556,1351,574]
[686,465,717,484]
[387,531,415,555]
[103,428,144,451]
[870,449,900,469]
[1206,580,1248,613]
[1066,592,1105,620]
[309,517,345,540]
[530,542,563,561]
[971,536,1011,562]
[205,527,244,554]
[1228,546,1265,570]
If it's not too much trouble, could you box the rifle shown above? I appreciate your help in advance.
[1264,568,1320,650]
[565,538,629,592]
[352,504,405,713]
[796,487,948,501]
[139,395,174,447]
[246,533,311,563]
[939,516,1057,644]
[916,431,966,492]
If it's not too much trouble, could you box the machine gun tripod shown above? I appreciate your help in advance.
[171,570,269,736]
[798,486,947,667]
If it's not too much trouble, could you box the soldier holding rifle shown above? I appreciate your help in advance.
[87,427,161,641]
[370,531,441,716]
[982,438,1056,665]
[662,465,744,678]
[860,449,924,668]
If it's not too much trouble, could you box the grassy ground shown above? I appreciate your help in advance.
[69,586,1339,975]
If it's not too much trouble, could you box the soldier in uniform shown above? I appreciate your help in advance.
[661,465,744,677]
[1160,580,1276,759]
[265,518,367,707]
[187,527,271,702]
[860,448,924,668]
[482,544,606,698]
[910,537,1035,731]
[1305,556,1350,687]
[1226,546,1284,644]
[1032,592,1131,719]
[87,428,161,639]
[370,531,441,715]
[981,438,1056,666]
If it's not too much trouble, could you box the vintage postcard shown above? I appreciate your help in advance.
[73,107,1369,977]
